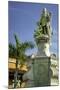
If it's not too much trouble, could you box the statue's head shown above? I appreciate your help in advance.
[43,8,47,16]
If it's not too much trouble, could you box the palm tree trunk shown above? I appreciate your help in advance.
[14,59,18,88]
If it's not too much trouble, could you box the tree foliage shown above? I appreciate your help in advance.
[9,34,34,64]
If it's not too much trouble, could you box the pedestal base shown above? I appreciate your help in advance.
[32,56,51,86]
[23,56,51,87]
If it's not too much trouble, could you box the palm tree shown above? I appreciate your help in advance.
[9,34,34,88]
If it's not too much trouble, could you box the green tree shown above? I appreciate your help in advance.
[9,34,34,88]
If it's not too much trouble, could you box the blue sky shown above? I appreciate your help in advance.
[8,1,58,56]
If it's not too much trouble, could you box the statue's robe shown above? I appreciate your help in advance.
[40,13,52,38]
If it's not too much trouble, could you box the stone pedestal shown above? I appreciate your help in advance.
[32,56,51,87]
[36,35,50,57]
[32,35,51,86]
[23,56,51,87]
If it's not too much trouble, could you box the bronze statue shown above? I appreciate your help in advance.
[40,8,52,37]
[34,8,52,42]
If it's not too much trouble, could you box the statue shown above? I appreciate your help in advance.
[40,8,51,37]
[34,8,52,44]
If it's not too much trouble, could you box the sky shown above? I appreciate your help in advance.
[8,1,58,56]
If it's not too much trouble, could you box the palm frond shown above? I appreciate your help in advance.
[14,34,21,48]
[20,41,34,52]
